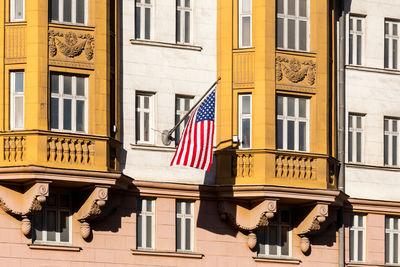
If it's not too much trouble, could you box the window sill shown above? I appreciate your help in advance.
[346,162,400,172]
[28,244,82,252]
[253,257,301,264]
[130,39,202,52]
[276,48,316,56]
[346,64,400,75]
[131,249,204,259]
[346,262,400,267]
[49,22,95,31]
[5,21,27,26]
[130,143,176,152]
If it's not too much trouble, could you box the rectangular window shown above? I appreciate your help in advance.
[348,114,363,163]
[176,201,194,252]
[50,0,88,25]
[10,71,24,130]
[50,73,88,133]
[137,198,155,250]
[258,210,291,257]
[384,118,399,166]
[10,0,25,22]
[385,20,400,69]
[239,94,252,149]
[239,0,252,48]
[276,0,309,51]
[33,192,71,245]
[135,93,154,144]
[176,0,192,44]
[349,214,366,262]
[348,16,364,65]
[276,96,309,152]
[386,216,400,264]
[135,0,152,40]
[175,96,193,145]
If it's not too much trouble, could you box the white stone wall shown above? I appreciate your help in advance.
[344,0,400,201]
[121,0,217,184]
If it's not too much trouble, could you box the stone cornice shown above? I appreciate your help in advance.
[346,198,400,214]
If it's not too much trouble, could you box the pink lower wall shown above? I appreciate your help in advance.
[0,194,340,267]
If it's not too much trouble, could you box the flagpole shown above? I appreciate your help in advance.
[161,77,221,146]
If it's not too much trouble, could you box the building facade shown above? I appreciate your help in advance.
[343,0,400,265]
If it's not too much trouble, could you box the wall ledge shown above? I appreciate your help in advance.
[253,257,301,264]
[28,244,82,252]
[130,39,202,51]
[131,249,204,259]
[346,262,400,267]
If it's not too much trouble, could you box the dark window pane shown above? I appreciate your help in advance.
[185,218,191,250]
[60,194,69,208]
[393,120,398,132]
[135,7,141,38]
[277,119,283,149]
[277,18,284,48]
[394,234,398,263]
[299,0,307,17]
[393,39,397,69]
[15,72,24,92]
[356,19,362,31]
[393,136,397,165]
[356,132,362,162]
[385,38,389,68]
[242,95,251,114]
[394,24,398,36]
[350,229,354,261]
[63,0,72,22]
[137,214,142,248]
[50,98,59,129]
[357,35,362,65]
[76,100,85,131]
[60,211,69,242]
[175,115,181,143]
[348,131,353,162]
[146,199,152,212]
[277,96,283,115]
[349,18,353,31]
[136,111,140,141]
[76,77,85,96]
[288,19,295,49]
[288,0,295,16]
[242,118,251,148]
[46,210,56,241]
[185,0,190,7]
[268,226,278,255]
[145,8,151,40]
[63,76,72,95]
[299,21,307,51]
[176,10,181,42]
[386,232,390,263]
[76,0,85,24]
[242,16,251,47]
[258,229,266,255]
[34,213,43,241]
[299,98,306,117]
[281,210,289,223]
[176,218,181,250]
[281,226,289,256]
[184,99,190,111]
[299,121,306,151]
[385,119,389,131]
[358,230,363,260]
[185,12,190,43]
[357,116,362,128]
[287,120,294,150]
[349,34,353,64]
[51,0,59,21]
[358,215,363,227]
[144,96,149,109]
[51,74,59,94]
[277,0,284,14]
[176,201,182,214]
[146,215,152,248]
[144,112,149,141]
[63,99,72,130]
[385,22,389,35]
[287,97,295,116]
[185,203,191,215]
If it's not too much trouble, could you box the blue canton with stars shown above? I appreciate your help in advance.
[195,89,215,122]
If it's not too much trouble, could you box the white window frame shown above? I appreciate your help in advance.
[349,214,366,262]
[385,216,400,264]
[50,0,88,25]
[384,118,399,166]
[276,96,309,152]
[238,0,252,48]
[135,93,154,144]
[348,114,364,163]
[384,20,400,70]
[258,210,291,258]
[33,192,72,246]
[10,0,25,22]
[276,0,309,51]
[176,0,193,44]
[137,198,155,250]
[50,73,88,133]
[175,95,193,146]
[176,200,194,252]
[348,15,365,66]
[135,0,153,40]
[10,71,24,130]
[238,94,252,149]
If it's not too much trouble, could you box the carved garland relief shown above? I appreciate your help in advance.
[276,56,316,86]
[49,30,95,60]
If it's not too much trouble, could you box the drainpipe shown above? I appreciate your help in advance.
[337,0,346,266]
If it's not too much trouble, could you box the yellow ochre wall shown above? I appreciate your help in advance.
[216,0,337,189]
[0,0,120,172]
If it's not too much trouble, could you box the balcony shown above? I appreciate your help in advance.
[216,149,337,189]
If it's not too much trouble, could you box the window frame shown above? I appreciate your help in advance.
[276,95,309,152]
[385,216,400,264]
[135,0,153,40]
[384,117,399,166]
[349,214,366,263]
[176,0,193,44]
[50,73,89,134]
[10,0,25,22]
[258,210,291,258]
[175,95,193,146]
[348,15,365,66]
[238,0,252,48]
[135,92,154,144]
[276,0,310,52]
[10,71,25,130]
[32,192,72,246]
[137,198,155,250]
[384,20,400,70]
[238,93,252,149]
[176,200,194,252]
[348,114,364,163]
[50,0,89,25]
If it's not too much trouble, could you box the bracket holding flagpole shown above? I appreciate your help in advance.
[161,77,221,146]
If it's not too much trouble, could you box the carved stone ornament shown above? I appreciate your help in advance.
[0,182,50,236]
[49,30,95,60]
[218,199,277,249]
[77,186,109,239]
[296,203,329,254]
[276,56,316,85]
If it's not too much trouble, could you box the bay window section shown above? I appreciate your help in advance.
[238,94,252,149]
[50,73,88,133]
[10,71,24,130]
[50,0,88,25]
[239,0,252,48]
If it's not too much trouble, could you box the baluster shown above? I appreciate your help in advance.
[16,137,23,161]
[4,137,10,161]
[294,157,299,178]
[288,156,294,178]
[275,155,282,178]
[48,138,56,162]
[56,138,63,163]
[282,156,288,178]
[232,154,237,178]
[82,141,89,164]
[248,154,253,177]
[76,141,83,163]
[88,142,95,165]
[62,139,70,163]
[69,140,76,163]
[305,158,311,179]
[10,137,16,161]
[300,157,306,179]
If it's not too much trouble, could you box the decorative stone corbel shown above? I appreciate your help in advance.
[76,186,109,239]
[296,203,329,253]
[0,182,50,236]
[218,199,277,249]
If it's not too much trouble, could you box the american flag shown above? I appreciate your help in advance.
[170,89,215,171]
